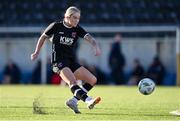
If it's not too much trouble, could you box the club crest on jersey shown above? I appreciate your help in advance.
[72,32,77,38]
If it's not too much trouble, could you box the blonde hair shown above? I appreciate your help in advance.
[65,6,80,17]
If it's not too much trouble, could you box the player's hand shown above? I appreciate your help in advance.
[31,52,39,61]
[94,46,101,56]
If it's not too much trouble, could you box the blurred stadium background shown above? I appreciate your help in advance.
[0,0,180,85]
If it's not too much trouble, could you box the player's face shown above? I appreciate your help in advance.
[69,12,80,27]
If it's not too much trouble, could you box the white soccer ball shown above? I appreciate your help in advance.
[138,78,155,95]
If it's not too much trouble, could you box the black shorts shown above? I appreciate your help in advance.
[52,57,81,73]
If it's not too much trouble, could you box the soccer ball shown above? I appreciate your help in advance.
[138,78,155,95]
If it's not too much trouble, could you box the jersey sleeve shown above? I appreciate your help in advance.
[43,22,56,37]
[77,25,88,38]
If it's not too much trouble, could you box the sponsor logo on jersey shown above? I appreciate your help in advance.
[59,36,74,45]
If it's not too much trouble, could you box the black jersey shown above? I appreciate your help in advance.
[43,21,88,63]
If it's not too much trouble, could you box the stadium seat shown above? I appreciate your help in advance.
[0,0,180,26]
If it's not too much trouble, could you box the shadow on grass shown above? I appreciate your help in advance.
[0,106,65,109]
[1,106,65,115]
[1,106,172,117]
[84,112,170,117]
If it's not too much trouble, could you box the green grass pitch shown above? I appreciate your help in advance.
[0,85,180,120]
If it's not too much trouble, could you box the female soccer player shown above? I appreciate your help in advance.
[31,6,101,114]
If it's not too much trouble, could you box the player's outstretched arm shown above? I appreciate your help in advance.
[31,34,48,61]
[84,34,101,56]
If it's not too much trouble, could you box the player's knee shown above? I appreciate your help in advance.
[90,76,97,86]
[59,67,77,86]
[69,81,77,86]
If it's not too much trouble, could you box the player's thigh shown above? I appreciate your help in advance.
[52,60,76,85]
[60,67,77,85]
[74,66,97,85]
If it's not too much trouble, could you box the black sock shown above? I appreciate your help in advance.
[74,83,93,100]
[70,85,88,102]
[74,96,80,100]
[82,83,93,92]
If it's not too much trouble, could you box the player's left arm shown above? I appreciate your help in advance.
[84,34,101,56]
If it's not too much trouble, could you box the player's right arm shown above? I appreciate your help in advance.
[31,34,48,61]
[31,22,56,61]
